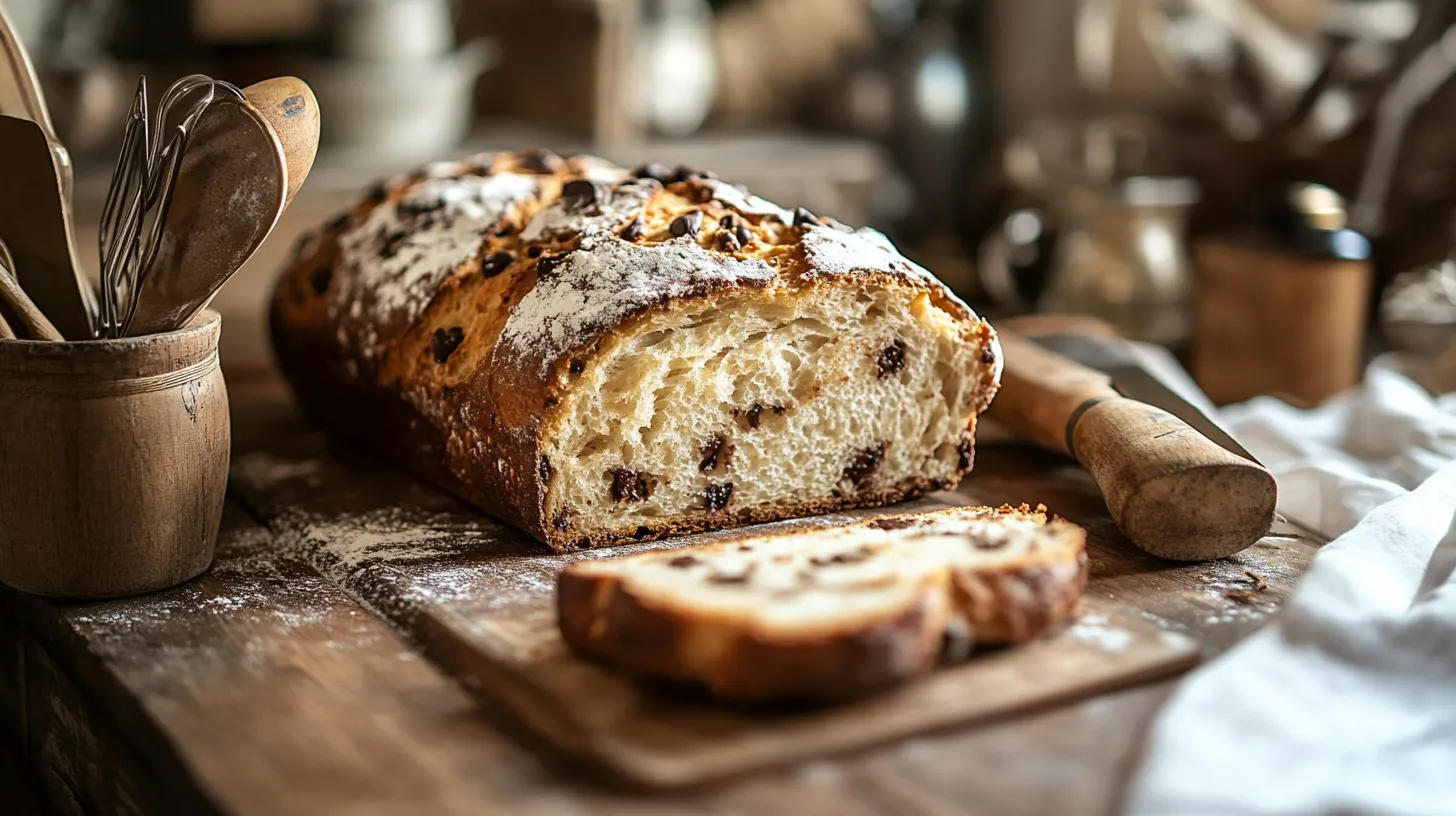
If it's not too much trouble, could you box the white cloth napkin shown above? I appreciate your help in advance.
[1123,355,1456,815]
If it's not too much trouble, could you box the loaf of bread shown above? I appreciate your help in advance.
[269,149,1002,551]
[558,504,1088,702]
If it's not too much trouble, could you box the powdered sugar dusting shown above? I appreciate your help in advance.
[802,224,938,286]
[520,180,653,243]
[498,235,776,375]
[320,150,969,370]
[576,160,628,183]
[702,179,794,222]
[335,172,541,356]
[419,160,465,178]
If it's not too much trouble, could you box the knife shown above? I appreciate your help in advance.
[983,319,1278,561]
[1029,332,1262,465]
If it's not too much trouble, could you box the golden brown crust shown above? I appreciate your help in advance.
[558,573,949,703]
[556,504,1087,702]
[951,552,1090,644]
[269,149,1001,552]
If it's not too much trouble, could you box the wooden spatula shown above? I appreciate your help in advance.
[125,95,287,337]
[0,115,95,340]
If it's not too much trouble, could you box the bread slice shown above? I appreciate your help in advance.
[557,504,1088,702]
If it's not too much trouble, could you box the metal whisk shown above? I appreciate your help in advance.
[95,74,242,339]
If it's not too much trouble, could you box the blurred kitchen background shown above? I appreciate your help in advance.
[9,0,1456,404]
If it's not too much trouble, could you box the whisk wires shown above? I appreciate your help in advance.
[95,73,242,338]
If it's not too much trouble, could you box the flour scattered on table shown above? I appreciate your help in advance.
[1068,614,1133,652]
[232,451,325,490]
[1159,630,1195,650]
[1203,604,1277,627]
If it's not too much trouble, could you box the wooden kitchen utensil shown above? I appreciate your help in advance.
[0,4,96,339]
[986,324,1278,561]
[0,310,229,599]
[0,114,96,340]
[125,95,287,337]
[97,75,242,338]
[242,76,320,207]
[0,256,63,341]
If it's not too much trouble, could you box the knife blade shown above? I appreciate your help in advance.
[1029,333,1263,466]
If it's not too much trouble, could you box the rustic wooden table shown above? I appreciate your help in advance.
[0,360,1321,816]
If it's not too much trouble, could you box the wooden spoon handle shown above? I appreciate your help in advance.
[0,263,61,341]
[0,3,58,138]
[987,332,1277,561]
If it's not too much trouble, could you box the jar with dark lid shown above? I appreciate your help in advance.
[1191,183,1373,407]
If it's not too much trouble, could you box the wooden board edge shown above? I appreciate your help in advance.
[573,619,1202,789]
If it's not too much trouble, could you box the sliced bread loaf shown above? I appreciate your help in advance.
[269,150,1002,552]
[557,504,1088,702]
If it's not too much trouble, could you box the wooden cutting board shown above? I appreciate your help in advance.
[222,401,1317,789]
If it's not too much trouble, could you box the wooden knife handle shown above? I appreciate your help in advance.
[987,333,1277,561]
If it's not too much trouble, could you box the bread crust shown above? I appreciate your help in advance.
[556,504,1088,702]
[951,555,1089,644]
[269,150,1001,551]
[559,569,949,702]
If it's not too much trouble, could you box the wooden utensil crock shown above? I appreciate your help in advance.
[0,310,228,599]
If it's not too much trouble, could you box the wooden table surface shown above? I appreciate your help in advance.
[0,361,1322,816]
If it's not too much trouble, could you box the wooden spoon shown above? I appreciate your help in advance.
[125,95,287,337]
[0,264,63,341]
[242,77,320,208]
[0,238,62,340]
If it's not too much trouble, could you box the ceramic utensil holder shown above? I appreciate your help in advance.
[0,310,228,599]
